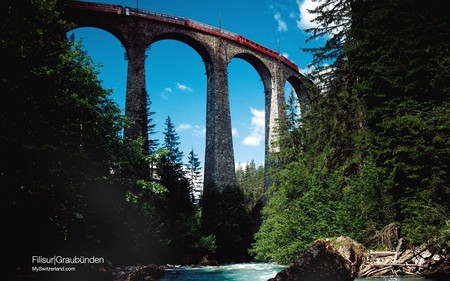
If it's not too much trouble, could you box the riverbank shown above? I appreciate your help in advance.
[107,245,448,281]
[265,237,448,281]
[360,245,449,279]
[111,263,442,281]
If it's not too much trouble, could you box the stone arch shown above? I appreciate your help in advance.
[286,74,311,101]
[227,52,270,166]
[231,52,272,95]
[149,32,213,68]
[66,23,127,51]
[231,52,271,73]
[228,52,284,182]
[64,6,311,188]
[144,34,208,173]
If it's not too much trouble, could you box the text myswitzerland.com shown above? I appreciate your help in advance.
[31,266,76,272]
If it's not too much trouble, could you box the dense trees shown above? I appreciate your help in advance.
[1,0,131,276]
[201,184,254,262]
[1,0,201,275]
[252,0,449,264]
[350,0,450,245]
[236,160,265,210]
[1,1,259,275]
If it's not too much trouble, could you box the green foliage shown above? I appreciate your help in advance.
[201,185,253,262]
[236,160,265,210]
[251,161,342,264]
[163,116,184,165]
[195,235,217,254]
[187,147,202,203]
[0,0,136,271]
[253,0,449,264]
[349,0,450,246]
[336,157,393,244]
[1,0,201,270]
[146,95,159,154]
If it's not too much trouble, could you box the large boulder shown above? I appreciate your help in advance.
[269,237,367,281]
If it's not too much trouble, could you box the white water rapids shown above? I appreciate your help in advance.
[159,262,436,280]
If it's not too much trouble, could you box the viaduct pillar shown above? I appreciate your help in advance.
[203,53,236,190]
[123,41,149,154]
[267,63,286,154]
[264,63,287,191]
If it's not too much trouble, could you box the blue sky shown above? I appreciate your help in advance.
[69,0,323,169]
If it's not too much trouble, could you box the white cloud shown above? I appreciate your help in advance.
[289,11,297,19]
[296,0,321,30]
[232,128,239,137]
[281,52,289,59]
[160,87,174,100]
[250,108,265,128]
[178,123,206,137]
[242,135,262,147]
[274,12,288,32]
[242,108,265,147]
[178,123,192,130]
[192,125,206,137]
[300,64,315,75]
[176,83,193,92]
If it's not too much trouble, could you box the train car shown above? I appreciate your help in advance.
[124,7,186,26]
[279,55,299,72]
[185,19,238,41]
[65,1,123,14]
[237,36,278,59]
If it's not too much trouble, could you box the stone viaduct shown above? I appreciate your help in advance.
[64,5,310,191]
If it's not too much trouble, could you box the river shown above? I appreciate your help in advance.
[159,262,436,281]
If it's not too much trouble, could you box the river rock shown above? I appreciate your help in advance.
[199,254,219,266]
[268,237,367,281]
[422,251,450,281]
[112,264,165,281]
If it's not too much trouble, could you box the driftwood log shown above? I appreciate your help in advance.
[359,243,449,279]
[269,237,449,280]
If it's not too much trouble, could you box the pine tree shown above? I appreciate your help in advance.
[253,0,384,262]
[349,0,450,245]
[157,116,197,262]
[146,93,159,154]
[162,116,183,165]
[187,147,202,203]
[284,88,303,156]
[253,0,450,264]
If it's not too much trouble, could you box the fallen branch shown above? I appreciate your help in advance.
[394,238,403,262]
[370,251,396,257]
[372,263,422,267]
[362,266,393,277]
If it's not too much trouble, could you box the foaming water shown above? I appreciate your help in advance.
[161,262,286,281]
[160,262,436,281]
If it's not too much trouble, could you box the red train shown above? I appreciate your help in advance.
[65,1,300,72]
